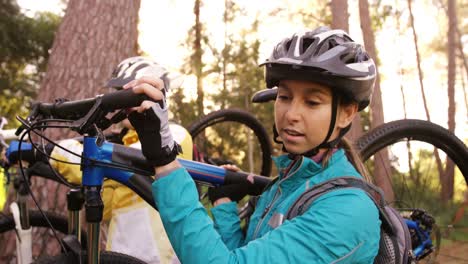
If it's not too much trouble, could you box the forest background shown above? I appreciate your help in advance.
[0,0,467,261]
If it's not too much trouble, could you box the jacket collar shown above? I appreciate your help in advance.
[271,149,347,191]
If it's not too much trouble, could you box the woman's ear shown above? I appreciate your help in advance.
[337,103,358,129]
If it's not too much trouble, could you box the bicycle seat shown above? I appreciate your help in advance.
[251,88,277,103]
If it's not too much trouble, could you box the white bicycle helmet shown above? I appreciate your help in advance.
[106,56,183,93]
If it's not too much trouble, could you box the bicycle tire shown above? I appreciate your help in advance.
[355,119,468,263]
[188,108,273,177]
[355,119,468,182]
[33,250,146,264]
[0,209,89,262]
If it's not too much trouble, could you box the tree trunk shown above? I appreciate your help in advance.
[0,0,141,261]
[39,0,140,103]
[407,0,446,201]
[331,0,349,31]
[395,3,415,183]
[444,0,457,201]
[194,0,204,117]
[407,0,431,122]
[330,0,363,141]
[461,64,468,113]
[358,0,394,200]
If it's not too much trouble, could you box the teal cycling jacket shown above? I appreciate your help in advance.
[152,149,380,264]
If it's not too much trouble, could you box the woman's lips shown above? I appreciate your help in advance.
[282,128,304,142]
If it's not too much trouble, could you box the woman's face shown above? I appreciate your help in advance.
[274,80,357,155]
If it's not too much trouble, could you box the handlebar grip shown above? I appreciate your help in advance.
[37,98,95,118]
[36,89,153,119]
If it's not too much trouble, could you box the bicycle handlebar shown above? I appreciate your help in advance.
[34,89,153,119]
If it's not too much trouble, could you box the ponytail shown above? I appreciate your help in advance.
[321,137,372,183]
[340,137,371,182]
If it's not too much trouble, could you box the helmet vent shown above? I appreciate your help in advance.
[340,53,357,64]
[355,51,370,62]
[327,39,339,49]
[285,39,293,52]
[301,38,315,54]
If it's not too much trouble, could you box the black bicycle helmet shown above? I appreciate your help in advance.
[106,56,175,92]
[261,26,376,111]
[262,27,376,157]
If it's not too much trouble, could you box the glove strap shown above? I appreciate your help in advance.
[148,142,182,167]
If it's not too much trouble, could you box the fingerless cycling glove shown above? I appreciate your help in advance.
[128,101,181,167]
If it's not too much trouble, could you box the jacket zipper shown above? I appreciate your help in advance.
[252,157,303,240]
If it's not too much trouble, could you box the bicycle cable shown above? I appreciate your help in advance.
[26,121,152,176]
[16,128,68,253]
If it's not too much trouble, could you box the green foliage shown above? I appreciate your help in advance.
[297,3,331,28]
[428,0,468,54]
[176,1,277,172]
[360,109,371,133]
[370,1,394,31]
[205,3,275,170]
[170,86,198,128]
[0,0,61,127]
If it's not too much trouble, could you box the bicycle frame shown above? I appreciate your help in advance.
[84,136,273,263]
[8,137,270,264]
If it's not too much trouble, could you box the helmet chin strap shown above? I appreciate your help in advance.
[287,91,350,159]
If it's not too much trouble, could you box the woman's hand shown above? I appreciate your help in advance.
[208,164,264,207]
[220,164,240,172]
[123,77,181,169]
[209,164,239,206]
[123,76,166,112]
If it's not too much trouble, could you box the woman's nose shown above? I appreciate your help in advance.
[285,100,302,122]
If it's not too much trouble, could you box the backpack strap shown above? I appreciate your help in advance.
[285,177,396,236]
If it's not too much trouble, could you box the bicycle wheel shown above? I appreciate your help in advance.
[188,108,273,177]
[0,210,87,263]
[33,251,146,264]
[355,119,468,263]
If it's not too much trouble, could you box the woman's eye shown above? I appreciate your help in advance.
[277,95,290,100]
[306,100,319,106]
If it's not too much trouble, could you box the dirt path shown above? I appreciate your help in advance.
[430,241,468,263]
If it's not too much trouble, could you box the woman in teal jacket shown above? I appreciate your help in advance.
[125,26,381,263]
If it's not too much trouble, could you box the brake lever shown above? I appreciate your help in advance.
[95,124,106,147]
[15,104,40,136]
[71,96,110,135]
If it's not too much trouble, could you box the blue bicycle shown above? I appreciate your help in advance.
[6,89,442,263]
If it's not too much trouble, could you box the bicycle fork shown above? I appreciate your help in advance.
[11,175,32,264]
[81,136,106,264]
